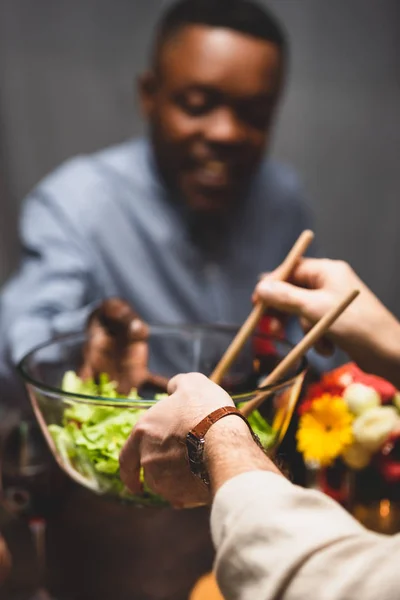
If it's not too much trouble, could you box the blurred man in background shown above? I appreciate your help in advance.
[0,0,318,405]
[0,1,320,598]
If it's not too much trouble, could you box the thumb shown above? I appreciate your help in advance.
[119,429,143,495]
[255,279,316,318]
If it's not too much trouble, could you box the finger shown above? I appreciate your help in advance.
[290,257,332,288]
[119,429,143,495]
[144,472,203,509]
[253,266,294,304]
[168,372,209,395]
[258,271,271,281]
[255,279,316,316]
[146,372,169,392]
[78,362,93,380]
[258,262,297,285]
[129,317,150,341]
[257,257,328,295]
[167,374,182,395]
[144,464,210,509]
[251,271,271,304]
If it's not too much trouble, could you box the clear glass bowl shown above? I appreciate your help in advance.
[18,326,307,507]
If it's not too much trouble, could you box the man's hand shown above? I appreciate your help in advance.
[119,373,278,507]
[81,298,168,394]
[119,373,234,507]
[255,258,400,387]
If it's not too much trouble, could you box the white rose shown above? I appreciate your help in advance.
[343,383,380,416]
[342,442,371,470]
[353,406,399,453]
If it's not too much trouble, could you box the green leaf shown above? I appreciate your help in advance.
[238,404,277,450]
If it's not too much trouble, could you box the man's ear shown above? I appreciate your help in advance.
[137,71,157,118]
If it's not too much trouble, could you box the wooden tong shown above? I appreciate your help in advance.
[210,230,315,384]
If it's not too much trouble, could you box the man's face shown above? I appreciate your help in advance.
[140,25,284,214]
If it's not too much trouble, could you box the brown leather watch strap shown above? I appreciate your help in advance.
[188,406,254,440]
[186,406,266,486]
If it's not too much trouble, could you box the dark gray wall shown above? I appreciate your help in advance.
[1,1,400,314]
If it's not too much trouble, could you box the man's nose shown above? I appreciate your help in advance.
[205,108,245,145]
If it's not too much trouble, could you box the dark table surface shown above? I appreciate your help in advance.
[1,478,214,600]
[0,402,304,600]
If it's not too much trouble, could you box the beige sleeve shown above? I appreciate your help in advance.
[211,471,400,600]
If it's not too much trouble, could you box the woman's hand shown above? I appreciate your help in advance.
[255,258,400,387]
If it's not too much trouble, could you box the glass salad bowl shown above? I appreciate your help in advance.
[18,326,307,507]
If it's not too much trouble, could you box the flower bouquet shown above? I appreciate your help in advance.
[298,363,400,532]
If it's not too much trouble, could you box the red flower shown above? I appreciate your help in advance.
[322,363,362,389]
[307,382,343,399]
[322,362,397,403]
[298,362,398,417]
[298,397,316,416]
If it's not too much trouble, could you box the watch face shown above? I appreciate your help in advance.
[186,432,205,477]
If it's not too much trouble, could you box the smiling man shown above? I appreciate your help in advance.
[0,0,317,404]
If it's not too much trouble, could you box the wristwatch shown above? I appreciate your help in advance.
[186,406,265,486]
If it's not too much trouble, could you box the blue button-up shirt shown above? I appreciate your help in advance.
[0,137,326,402]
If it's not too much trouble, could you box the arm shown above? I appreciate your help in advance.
[0,188,100,400]
[209,428,398,600]
[256,258,400,388]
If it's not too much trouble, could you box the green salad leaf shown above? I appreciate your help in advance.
[62,370,141,400]
[245,407,277,450]
[49,371,167,505]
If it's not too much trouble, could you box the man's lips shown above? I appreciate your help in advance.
[190,159,233,189]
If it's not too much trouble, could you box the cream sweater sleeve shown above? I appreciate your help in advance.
[211,471,400,600]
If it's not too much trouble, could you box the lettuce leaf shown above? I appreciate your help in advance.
[48,372,167,505]
[246,408,277,450]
